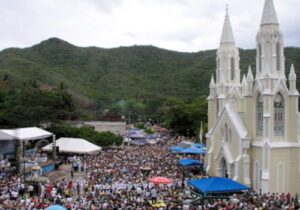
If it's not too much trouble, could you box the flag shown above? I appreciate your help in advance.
[199,121,203,142]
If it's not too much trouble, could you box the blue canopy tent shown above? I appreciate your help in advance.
[192,143,206,148]
[131,141,147,146]
[168,146,184,152]
[178,159,203,167]
[128,128,140,134]
[145,134,159,139]
[188,177,249,208]
[188,177,249,194]
[130,133,145,139]
[179,147,206,154]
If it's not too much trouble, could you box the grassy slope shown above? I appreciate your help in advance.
[0,38,299,107]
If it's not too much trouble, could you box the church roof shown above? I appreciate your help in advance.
[208,104,247,139]
[220,7,235,44]
[261,0,279,26]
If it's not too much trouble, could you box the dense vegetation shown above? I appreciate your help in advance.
[0,82,75,127]
[0,38,299,136]
[0,82,122,147]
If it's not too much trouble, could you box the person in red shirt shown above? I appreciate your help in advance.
[46,185,53,199]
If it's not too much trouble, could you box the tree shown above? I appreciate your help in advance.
[160,97,207,136]
[0,84,75,128]
[124,98,145,123]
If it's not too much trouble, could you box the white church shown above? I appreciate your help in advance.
[205,0,300,194]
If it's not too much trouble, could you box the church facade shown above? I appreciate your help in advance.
[205,0,300,194]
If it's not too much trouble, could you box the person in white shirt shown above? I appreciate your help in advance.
[151,188,157,204]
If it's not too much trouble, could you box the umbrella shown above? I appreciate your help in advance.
[46,205,67,210]
[147,140,158,144]
[149,177,172,184]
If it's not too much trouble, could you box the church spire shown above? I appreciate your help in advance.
[220,5,235,44]
[209,74,215,88]
[247,65,254,82]
[289,64,296,81]
[289,64,298,95]
[216,5,240,87]
[261,0,279,26]
[256,0,284,80]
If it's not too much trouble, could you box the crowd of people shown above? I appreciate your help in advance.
[0,136,299,209]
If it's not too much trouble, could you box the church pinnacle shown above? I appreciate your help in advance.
[261,0,279,26]
[220,5,235,44]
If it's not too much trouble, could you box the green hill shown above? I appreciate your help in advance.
[0,38,299,109]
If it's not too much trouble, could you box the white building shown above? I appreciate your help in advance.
[205,0,300,194]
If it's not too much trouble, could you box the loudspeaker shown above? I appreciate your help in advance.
[56,146,59,153]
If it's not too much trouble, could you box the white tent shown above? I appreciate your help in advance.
[0,127,53,141]
[42,137,102,154]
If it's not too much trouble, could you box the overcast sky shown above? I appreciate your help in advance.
[0,0,299,52]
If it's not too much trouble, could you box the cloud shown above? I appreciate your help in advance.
[0,0,299,52]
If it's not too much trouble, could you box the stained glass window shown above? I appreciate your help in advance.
[257,94,263,136]
[274,93,284,136]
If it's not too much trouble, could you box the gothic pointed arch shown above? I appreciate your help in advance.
[274,92,284,136]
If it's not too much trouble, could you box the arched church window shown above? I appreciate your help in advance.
[257,94,263,136]
[276,42,281,71]
[258,44,262,72]
[231,57,235,80]
[274,93,284,136]
[225,124,228,142]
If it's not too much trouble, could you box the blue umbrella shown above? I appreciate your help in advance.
[46,205,67,210]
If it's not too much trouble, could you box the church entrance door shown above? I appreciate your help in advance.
[219,157,228,178]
